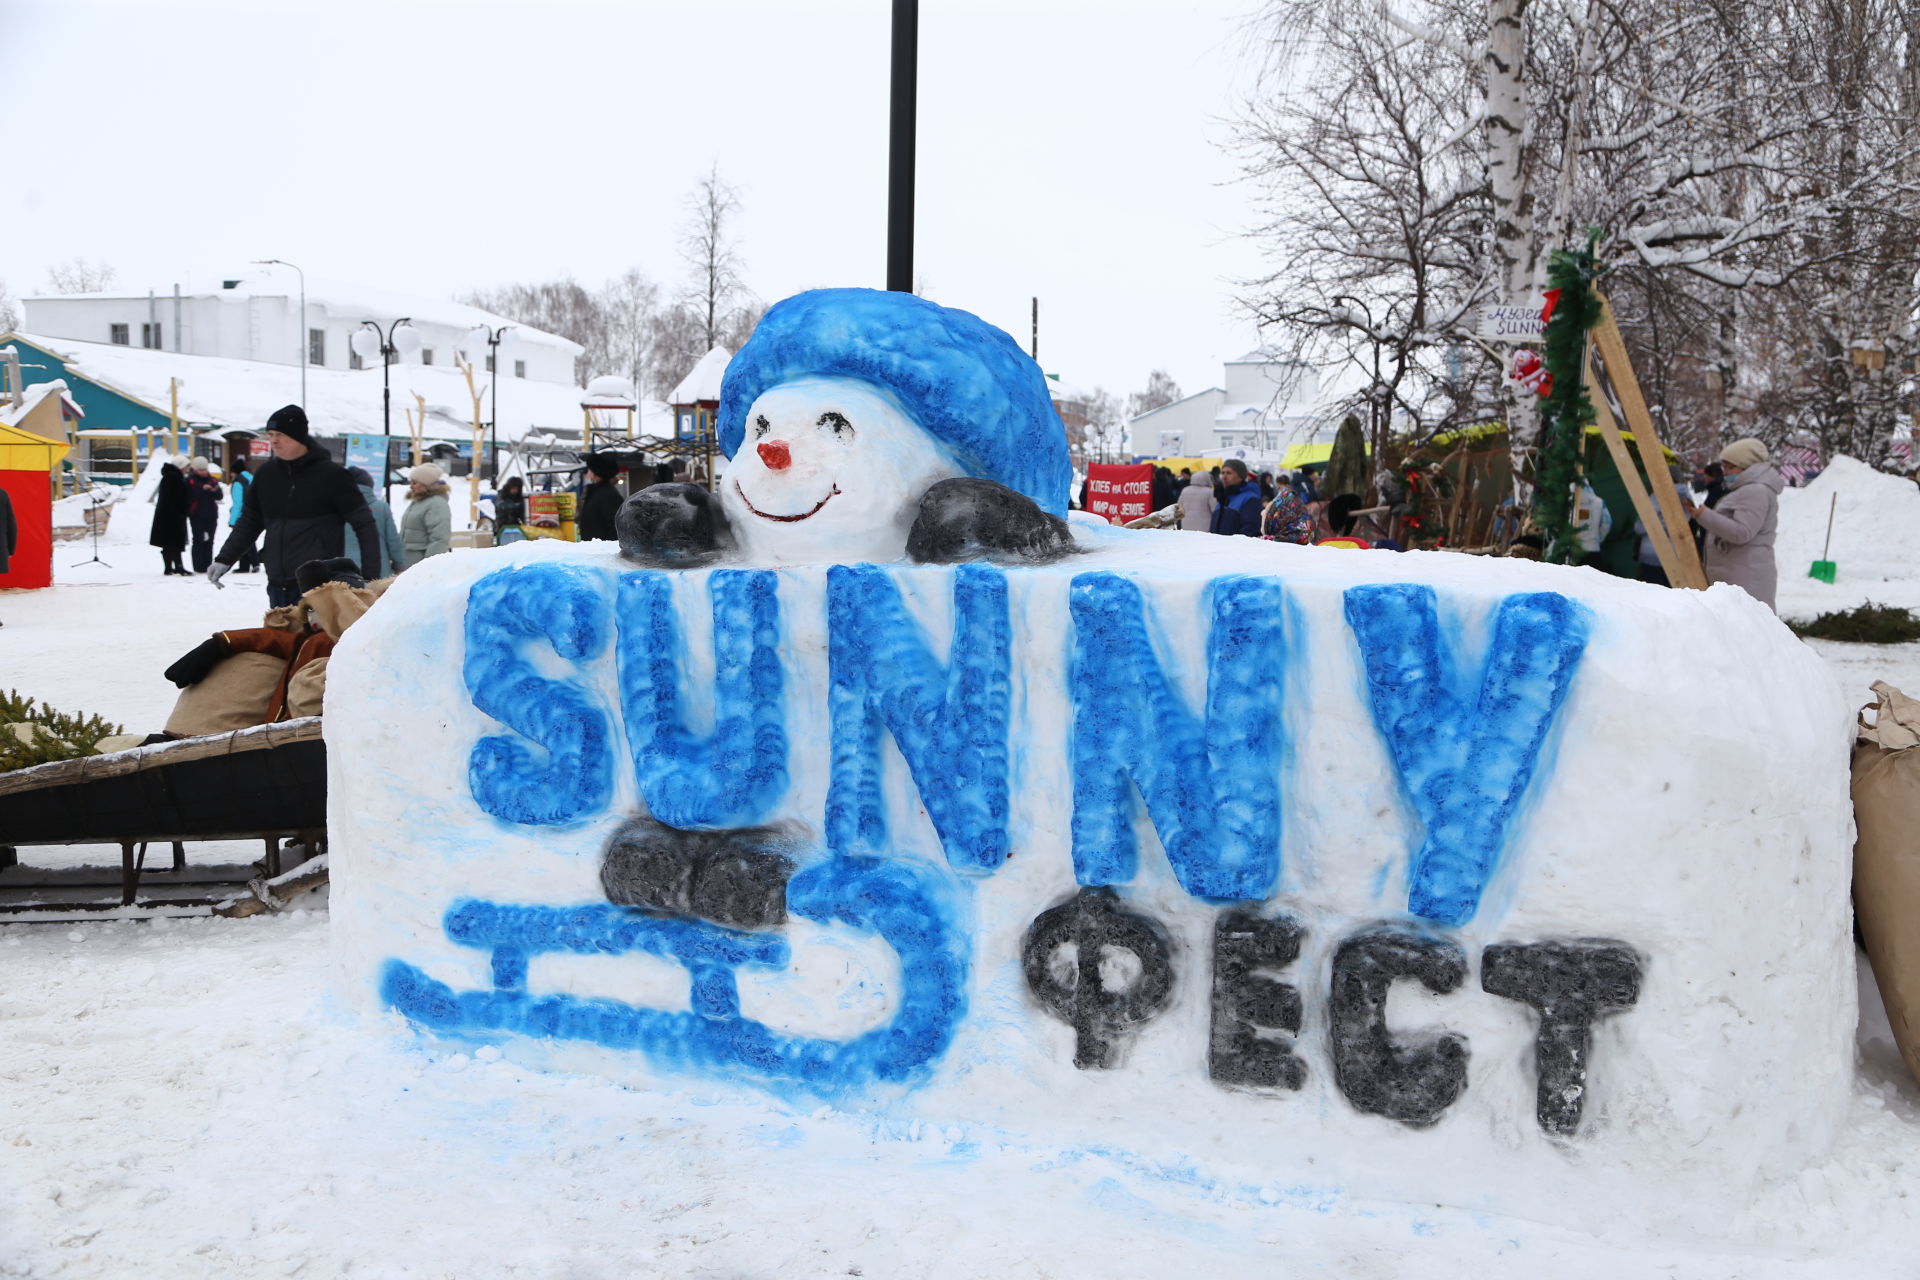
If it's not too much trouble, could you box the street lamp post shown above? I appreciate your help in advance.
[466,324,515,483]
[253,259,306,406]
[350,318,421,504]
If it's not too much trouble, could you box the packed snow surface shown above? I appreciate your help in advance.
[2,467,1920,1277]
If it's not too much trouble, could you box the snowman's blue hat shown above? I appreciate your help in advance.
[717,288,1071,515]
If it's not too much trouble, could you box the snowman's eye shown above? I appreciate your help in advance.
[753,414,771,438]
[818,411,853,438]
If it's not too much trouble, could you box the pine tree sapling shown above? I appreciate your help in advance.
[1533,236,1607,564]
[0,690,126,773]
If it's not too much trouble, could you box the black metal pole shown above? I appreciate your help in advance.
[489,335,499,483]
[886,0,918,292]
[380,335,393,505]
[1031,297,1038,359]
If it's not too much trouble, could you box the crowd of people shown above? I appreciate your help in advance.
[141,404,607,604]
[1129,459,1360,546]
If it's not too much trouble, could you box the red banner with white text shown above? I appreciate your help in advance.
[1085,463,1154,525]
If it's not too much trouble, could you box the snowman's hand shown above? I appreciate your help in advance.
[616,482,735,567]
[601,815,797,930]
[907,476,1079,565]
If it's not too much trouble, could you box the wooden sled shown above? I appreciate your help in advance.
[0,718,327,920]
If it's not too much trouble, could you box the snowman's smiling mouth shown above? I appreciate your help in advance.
[735,478,842,523]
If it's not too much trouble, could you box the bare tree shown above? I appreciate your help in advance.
[1238,0,1920,482]
[44,258,116,295]
[1084,388,1128,463]
[1128,369,1184,418]
[464,278,607,384]
[679,165,751,351]
[0,280,19,333]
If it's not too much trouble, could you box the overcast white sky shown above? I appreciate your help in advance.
[2,0,1271,400]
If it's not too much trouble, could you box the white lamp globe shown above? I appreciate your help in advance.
[391,322,423,358]
[466,325,492,353]
[350,328,381,361]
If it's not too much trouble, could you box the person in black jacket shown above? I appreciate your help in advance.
[184,457,223,572]
[150,462,190,575]
[0,485,14,625]
[208,405,380,606]
[577,453,624,541]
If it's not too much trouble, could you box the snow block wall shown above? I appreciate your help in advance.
[329,533,1856,1227]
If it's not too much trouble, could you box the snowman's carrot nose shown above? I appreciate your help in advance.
[757,440,792,471]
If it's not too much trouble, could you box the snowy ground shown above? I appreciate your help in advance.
[5,482,1920,1278]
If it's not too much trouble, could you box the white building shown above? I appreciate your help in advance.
[1126,349,1331,464]
[21,272,582,386]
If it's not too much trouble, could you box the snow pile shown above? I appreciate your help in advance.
[1777,455,1920,615]
[328,533,1856,1236]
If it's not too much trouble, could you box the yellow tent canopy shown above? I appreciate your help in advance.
[0,422,71,472]
[1136,455,1223,474]
[1281,441,1374,468]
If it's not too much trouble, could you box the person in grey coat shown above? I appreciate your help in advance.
[1684,437,1784,612]
[398,463,453,568]
[1177,469,1217,531]
[346,466,405,578]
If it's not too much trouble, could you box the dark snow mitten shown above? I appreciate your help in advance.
[164,635,233,688]
[615,482,735,568]
[295,556,366,594]
[907,477,1078,565]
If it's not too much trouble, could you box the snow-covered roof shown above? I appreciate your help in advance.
[0,377,84,431]
[25,273,584,357]
[10,332,597,444]
[669,346,731,404]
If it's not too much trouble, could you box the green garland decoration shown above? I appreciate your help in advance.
[1533,231,1606,565]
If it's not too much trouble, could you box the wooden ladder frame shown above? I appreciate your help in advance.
[1583,293,1709,590]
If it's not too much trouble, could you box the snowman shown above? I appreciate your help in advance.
[590,287,1084,975]
[617,287,1078,568]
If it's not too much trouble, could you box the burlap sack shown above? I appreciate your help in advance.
[162,651,285,738]
[286,654,328,718]
[1852,679,1920,1086]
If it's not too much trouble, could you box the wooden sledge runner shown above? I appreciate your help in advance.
[0,717,327,919]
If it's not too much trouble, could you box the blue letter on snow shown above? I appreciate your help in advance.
[1068,572,1285,901]
[825,564,1011,871]
[616,569,788,828]
[465,563,614,826]
[1343,584,1588,926]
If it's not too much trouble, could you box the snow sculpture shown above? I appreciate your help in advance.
[330,288,1857,1228]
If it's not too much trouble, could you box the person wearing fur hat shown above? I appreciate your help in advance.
[184,455,224,573]
[1682,436,1784,611]
[577,453,624,542]
[211,405,380,606]
[398,463,453,568]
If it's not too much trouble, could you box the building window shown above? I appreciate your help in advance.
[485,354,495,373]
[110,323,129,346]
[421,348,434,366]
[513,359,526,379]
[309,328,325,367]
[141,322,162,349]
[350,348,364,371]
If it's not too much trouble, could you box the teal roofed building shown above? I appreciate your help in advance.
[0,333,189,483]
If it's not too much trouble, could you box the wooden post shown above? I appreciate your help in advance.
[1593,294,1708,589]
[458,356,486,528]
[168,378,180,455]
[1586,345,1688,584]
[410,391,427,468]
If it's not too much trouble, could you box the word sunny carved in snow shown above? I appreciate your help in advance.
[375,288,1640,1139]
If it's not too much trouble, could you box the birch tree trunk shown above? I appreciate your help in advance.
[1485,0,1541,499]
